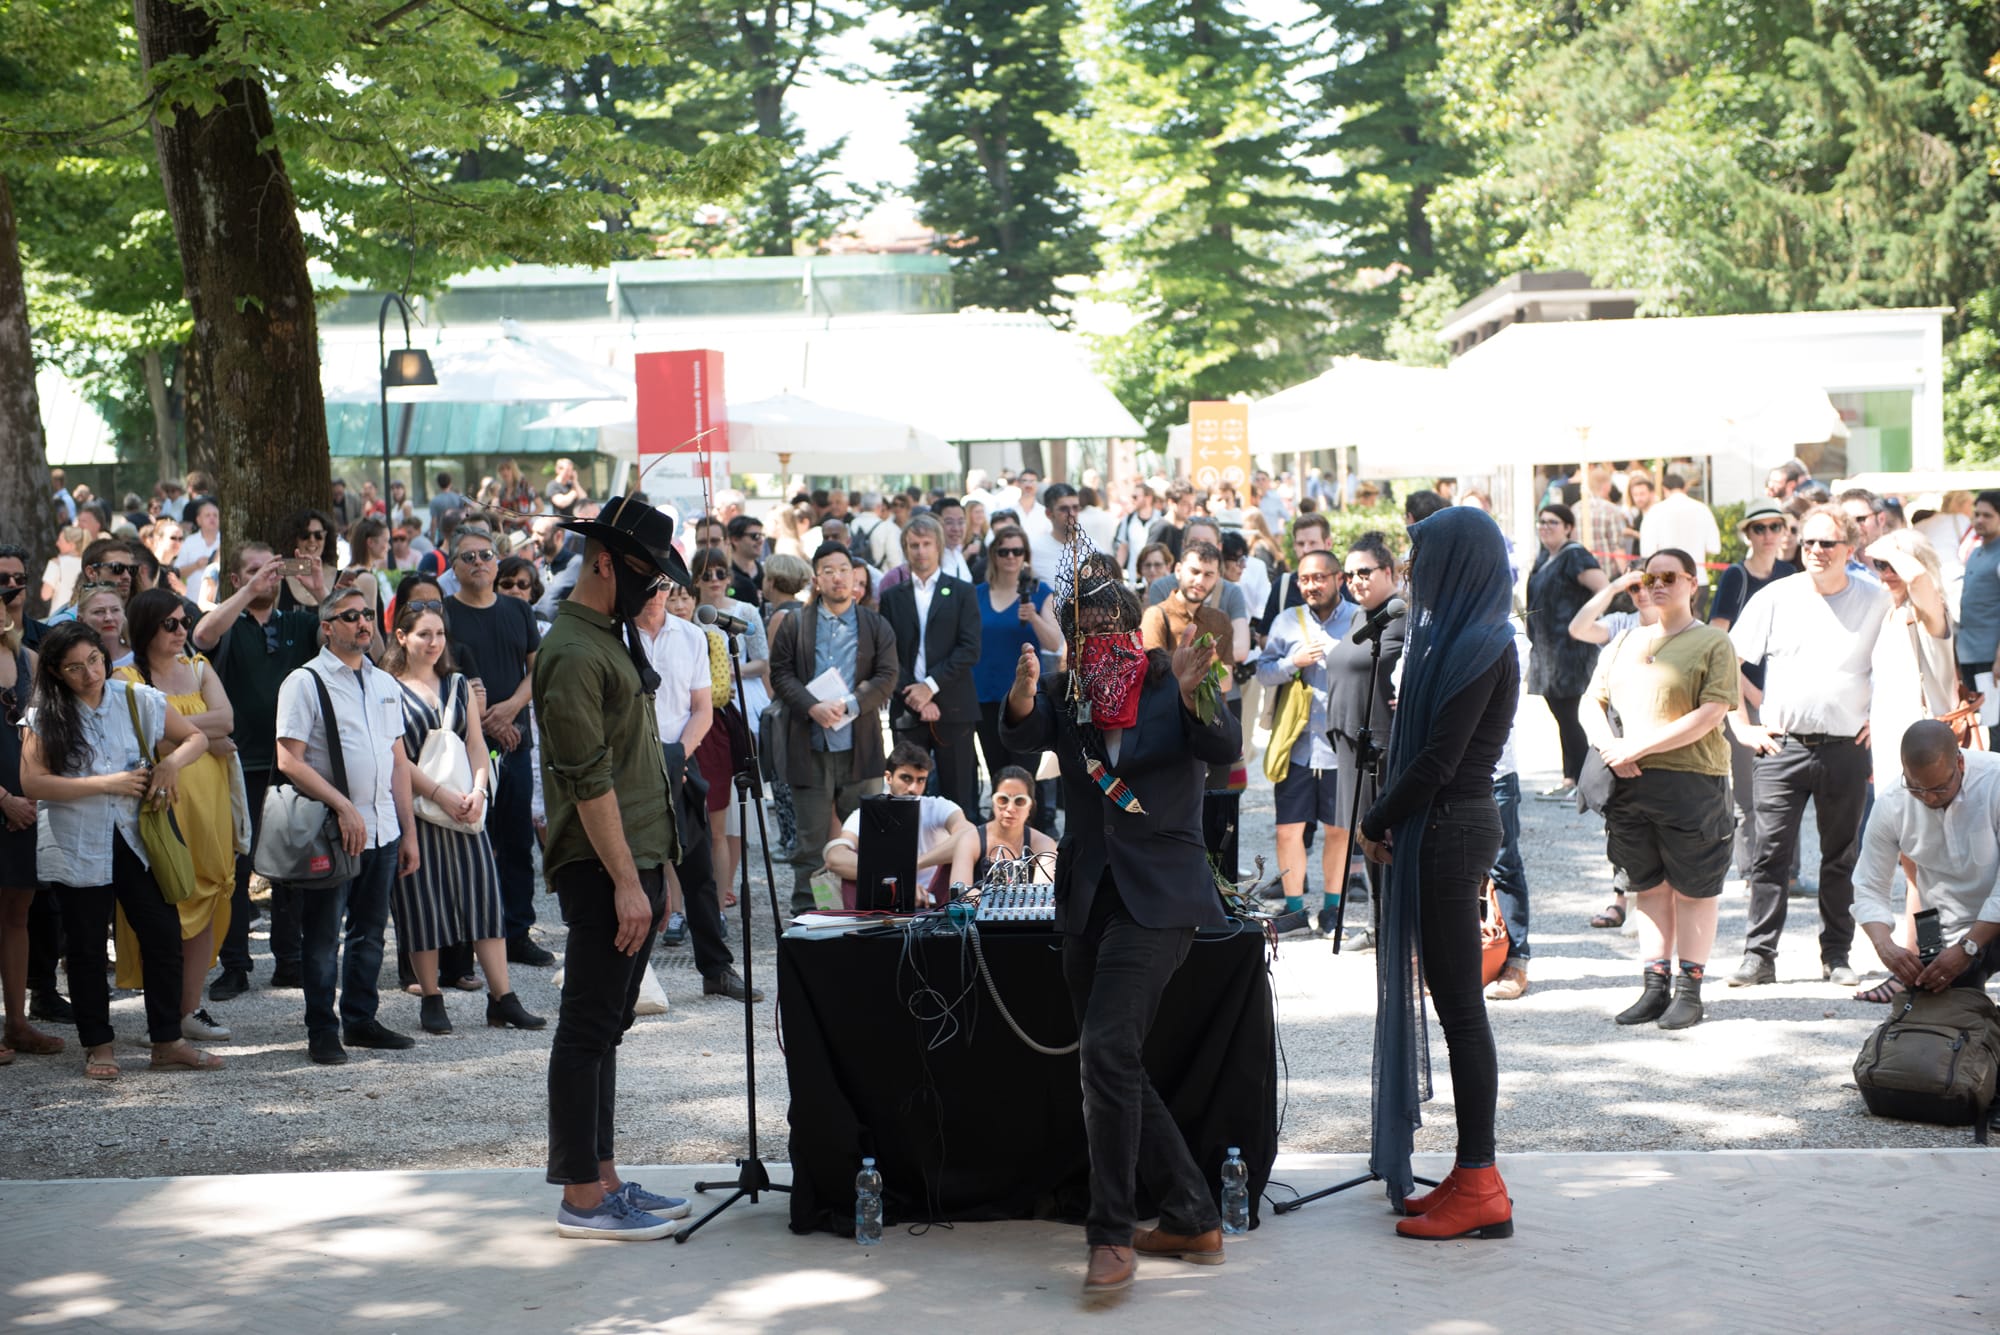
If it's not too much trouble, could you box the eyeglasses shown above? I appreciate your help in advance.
[0,687,19,728]
[1639,571,1684,589]
[993,793,1033,809]
[59,652,106,677]
[1535,518,1564,527]
[1799,538,1846,551]
[1903,770,1959,798]
[1297,571,1338,584]
[454,549,497,564]
[994,548,1027,559]
[497,578,534,592]
[1872,559,1895,575]
[304,529,327,541]
[323,608,370,624]
[1744,521,1787,537]
[402,599,444,613]
[86,562,137,577]
[742,531,764,542]
[158,616,190,633]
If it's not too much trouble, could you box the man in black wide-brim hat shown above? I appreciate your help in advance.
[534,496,698,1240]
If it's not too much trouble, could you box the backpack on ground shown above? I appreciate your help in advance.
[1853,985,2000,1144]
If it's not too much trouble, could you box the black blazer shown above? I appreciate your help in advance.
[879,573,982,727]
[1001,662,1239,932]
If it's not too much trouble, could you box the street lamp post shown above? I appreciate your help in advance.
[377,294,438,513]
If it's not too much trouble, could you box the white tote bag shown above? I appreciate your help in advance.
[414,674,485,834]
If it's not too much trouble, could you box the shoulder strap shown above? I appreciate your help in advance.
[305,666,350,794]
[978,823,988,862]
[124,680,157,762]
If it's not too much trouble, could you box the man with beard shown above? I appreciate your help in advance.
[535,498,694,1239]
[194,546,323,997]
[1002,552,1238,1298]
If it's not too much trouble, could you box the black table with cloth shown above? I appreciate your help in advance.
[779,922,1279,1236]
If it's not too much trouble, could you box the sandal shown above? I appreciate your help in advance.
[0,1043,12,1066]
[1854,977,1906,1003]
[84,1048,120,1081]
[1589,902,1626,929]
[149,1042,224,1072]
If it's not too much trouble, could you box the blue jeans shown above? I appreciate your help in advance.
[494,745,537,942]
[1489,772,1530,964]
[299,840,398,1038]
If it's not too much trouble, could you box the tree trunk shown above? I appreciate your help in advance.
[142,346,178,485]
[178,336,218,483]
[0,175,58,598]
[134,0,330,565]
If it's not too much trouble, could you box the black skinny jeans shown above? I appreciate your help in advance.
[1419,800,1505,1166]
[1542,694,1589,783]
[545,860,665,1186]
[55,833,185,1047]
[664,741,732,982]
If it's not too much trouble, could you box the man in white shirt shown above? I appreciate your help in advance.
[1028,483,1080,576]
[1727,505,1892,989]
[1853,721,2000,994]
[823,741,972,903]
[637,589,758,1002]
[1639,472,1722,594]
[1114,480,1159,578]
[275,586,421,1065]
[880,515,983,815]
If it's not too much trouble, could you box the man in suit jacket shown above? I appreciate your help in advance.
[878,514,982,816]
[1000,568,1239,1294]
[770,542,899,915]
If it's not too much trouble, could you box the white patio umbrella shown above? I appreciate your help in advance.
[322,319,630,406]
[724,393,961,475]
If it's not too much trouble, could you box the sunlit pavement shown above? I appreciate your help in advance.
[3,1150,1992,1332]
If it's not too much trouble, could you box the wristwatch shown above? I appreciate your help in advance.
[1962,937,1982,959]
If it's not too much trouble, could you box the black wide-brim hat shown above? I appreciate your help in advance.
[557,495,694,591]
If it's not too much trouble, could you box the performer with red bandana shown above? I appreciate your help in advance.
[1000,548,1241,1300]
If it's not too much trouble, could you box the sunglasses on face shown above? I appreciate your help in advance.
[1800,538,1845,551]
[87,562,136,577]
[304,529,326,541]
[401,598,445,613]
[994,548,1026,559]
[323,608,370,624]
[1639,571,1684,589]
[1872,559,1896,575]
[1744,521,1786,537]
[700,571,729,583]
[1345,565,1384,578]
[0,573,23,588]
[158,616,190,633]
[741,531,764,542]
[497,579,534,592]
[993,793,1033,809]
[455,549,497,564]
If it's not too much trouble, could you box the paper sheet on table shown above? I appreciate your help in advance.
[1979,673,1999,727]
[805,666,850,703]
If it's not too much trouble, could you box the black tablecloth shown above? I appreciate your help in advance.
[779,923,1278,1236]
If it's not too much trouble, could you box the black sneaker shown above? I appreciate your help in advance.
[269,962,304,989]
[507,937,556,967]
[341,1018,416,1050]
[208,968,250,1003]
[702,968,764,1003]
[30,990,74,1023]
[308,1032,348,1065]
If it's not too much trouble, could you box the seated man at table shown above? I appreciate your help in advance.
[824,740,971,908]
[1001,552,1238,1298]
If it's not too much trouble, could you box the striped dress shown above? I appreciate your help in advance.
[392,672,504,952]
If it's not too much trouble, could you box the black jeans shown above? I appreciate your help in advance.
[1420,800,1505,1165]
[1542,694,1588,782]
[494,744,538,942]
[55,834,184,1046]
[27,884,64,996]
[1061,888,1216,1247]
[665,741,732,981]
[220,764,273,974]
[1745,735,1870,965]
[298,840,397,1038]
[546,860,665,1185]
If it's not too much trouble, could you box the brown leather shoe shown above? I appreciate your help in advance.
[1485,964,1529,1001]
[1133,1225,1225,1265]
[1082,1244,1135,1296]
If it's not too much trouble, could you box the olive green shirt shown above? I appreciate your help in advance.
[534,600,677,878]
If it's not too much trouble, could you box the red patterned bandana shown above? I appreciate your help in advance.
[1078,631,1146,729]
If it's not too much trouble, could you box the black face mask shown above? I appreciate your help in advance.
[609,559,659,625]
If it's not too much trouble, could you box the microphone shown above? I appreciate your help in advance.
[696,603,750,636]
[1350,596,1407,644]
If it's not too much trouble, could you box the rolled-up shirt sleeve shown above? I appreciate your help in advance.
[1849,797,1903,929]
[539,651,615,801]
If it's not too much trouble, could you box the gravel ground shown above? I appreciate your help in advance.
[0,696,1979,1181]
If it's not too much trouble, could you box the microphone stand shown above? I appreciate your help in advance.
[678,629,790,1241]
[1274,608,1437,1216]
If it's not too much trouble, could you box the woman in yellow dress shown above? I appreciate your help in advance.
[113,588,239,1042]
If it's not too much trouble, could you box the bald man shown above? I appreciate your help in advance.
[1852,720,2000,995]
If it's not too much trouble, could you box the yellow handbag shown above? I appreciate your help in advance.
[1262,606,1315,784]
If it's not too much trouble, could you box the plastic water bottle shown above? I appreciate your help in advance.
[1220,1147,1249,1235]
[855,1157,883,1246]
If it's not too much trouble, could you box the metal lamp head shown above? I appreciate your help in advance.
[382,348,437,388]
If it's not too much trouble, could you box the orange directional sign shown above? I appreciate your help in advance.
[1189,401,1249,492]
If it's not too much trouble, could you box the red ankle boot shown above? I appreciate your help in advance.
[1401,1167,1460,1216]
[1395,1164,1512,1240]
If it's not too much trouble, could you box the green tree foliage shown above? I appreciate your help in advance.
[885,0,1098,318]
[1059,0,1333,441]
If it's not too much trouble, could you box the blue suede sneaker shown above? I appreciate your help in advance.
[555,1190,678,1240]
[617,1180,693,1219]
